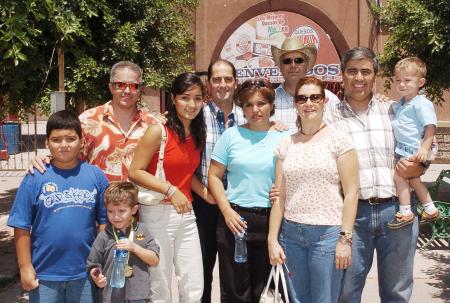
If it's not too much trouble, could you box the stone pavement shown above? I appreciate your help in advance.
[0,166,449,302]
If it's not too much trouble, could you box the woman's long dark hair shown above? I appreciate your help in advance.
[167,72,206,149]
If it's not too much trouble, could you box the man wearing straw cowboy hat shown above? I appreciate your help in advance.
[271,37,340,131]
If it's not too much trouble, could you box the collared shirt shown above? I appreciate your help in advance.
[392,94,437,157]
[196,102,245,186]
[324,96,396,199]
[273,85,341,133]
[79,101,156,181]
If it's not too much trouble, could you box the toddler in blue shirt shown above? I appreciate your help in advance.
[389,57,440,229]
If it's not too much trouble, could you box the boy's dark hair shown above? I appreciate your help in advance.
[104,181,139,207]
[46,110,82,138]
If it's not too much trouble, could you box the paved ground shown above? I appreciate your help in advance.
[0,165,449,302]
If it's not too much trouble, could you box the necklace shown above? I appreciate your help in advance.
[300,124,326,136]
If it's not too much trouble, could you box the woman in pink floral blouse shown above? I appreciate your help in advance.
[268,76,359,303]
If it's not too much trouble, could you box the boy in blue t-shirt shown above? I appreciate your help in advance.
[388,57,440,229]
[7,110,109,303]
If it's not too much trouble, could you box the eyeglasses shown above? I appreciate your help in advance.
[281,57,305,65]
[294,94,324,104]
[111,82,141,92]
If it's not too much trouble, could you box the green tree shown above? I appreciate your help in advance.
[0,0,198,119]
[371,0,450,104]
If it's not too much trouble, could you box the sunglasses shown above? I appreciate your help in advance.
[112,82,141,92]
[294,94,324,104]
[239,78,272,90]
[281,57,305,65]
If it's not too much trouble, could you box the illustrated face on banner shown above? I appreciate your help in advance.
[220,11,342,84]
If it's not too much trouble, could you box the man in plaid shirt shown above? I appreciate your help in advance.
[324,47,424,303]
[193,59,245,303]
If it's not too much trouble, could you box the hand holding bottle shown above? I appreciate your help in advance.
[116,238,136,253]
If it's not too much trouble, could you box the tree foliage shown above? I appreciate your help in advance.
[0,0,198,119]
[371,0,450,104]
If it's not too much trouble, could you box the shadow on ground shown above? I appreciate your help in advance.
[419,250,450,301]
[0,187,17,215]
[417,222,450,302]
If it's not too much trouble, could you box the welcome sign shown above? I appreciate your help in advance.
[220,11,342,83]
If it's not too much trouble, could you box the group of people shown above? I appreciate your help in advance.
[7,35,439,303]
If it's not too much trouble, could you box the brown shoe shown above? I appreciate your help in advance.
[388,212,415,229]
[420,210,440,224]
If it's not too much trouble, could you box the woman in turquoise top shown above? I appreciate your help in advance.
[208,79,287,302]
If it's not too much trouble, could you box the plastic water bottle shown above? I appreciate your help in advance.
[234,220,247,263]
[110,240,128,288]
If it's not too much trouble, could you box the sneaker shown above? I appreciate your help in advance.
[387,212,415,229]
[420,210,440,224]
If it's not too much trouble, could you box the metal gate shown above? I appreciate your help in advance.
[0,118,47,171]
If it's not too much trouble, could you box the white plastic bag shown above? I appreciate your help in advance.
[259,264,289,303]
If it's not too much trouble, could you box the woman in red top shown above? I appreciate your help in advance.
[129,73,213,302]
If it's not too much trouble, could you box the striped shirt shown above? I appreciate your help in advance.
[273,85,341,133]
[324,97,396,199]
[196,102,245,186]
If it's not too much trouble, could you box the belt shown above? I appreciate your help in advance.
[230,203,271,214]
[359,197,395,205]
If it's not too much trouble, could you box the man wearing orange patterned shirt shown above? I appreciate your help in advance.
[30,61,157,181]
[79,61,156,181]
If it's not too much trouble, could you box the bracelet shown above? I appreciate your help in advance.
[338,235,353,246]
[339,230,353,239]
[166,185,178,198]
[164,183,172,197]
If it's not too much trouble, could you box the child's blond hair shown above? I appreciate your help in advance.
[394,57,427,79]
[104,181,139,207]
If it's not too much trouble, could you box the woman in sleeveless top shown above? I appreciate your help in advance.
[129,73,213,303]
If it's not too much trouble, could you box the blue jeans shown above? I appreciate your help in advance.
[339,199,418,303]
[29,277,95,303]
[279,219,343,303]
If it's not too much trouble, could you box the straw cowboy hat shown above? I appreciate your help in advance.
[271,37,318,72]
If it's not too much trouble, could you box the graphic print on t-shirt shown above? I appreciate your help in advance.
[39,182,97,211]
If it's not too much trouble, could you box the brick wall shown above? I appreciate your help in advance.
[434,124,450,164]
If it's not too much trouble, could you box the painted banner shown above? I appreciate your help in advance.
[220,11,342,83]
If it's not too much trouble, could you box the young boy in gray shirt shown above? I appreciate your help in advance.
[87,181,159,303]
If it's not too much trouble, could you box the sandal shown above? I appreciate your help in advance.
[387,212,415,229]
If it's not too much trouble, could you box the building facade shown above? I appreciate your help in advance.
[193,0,450,162]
